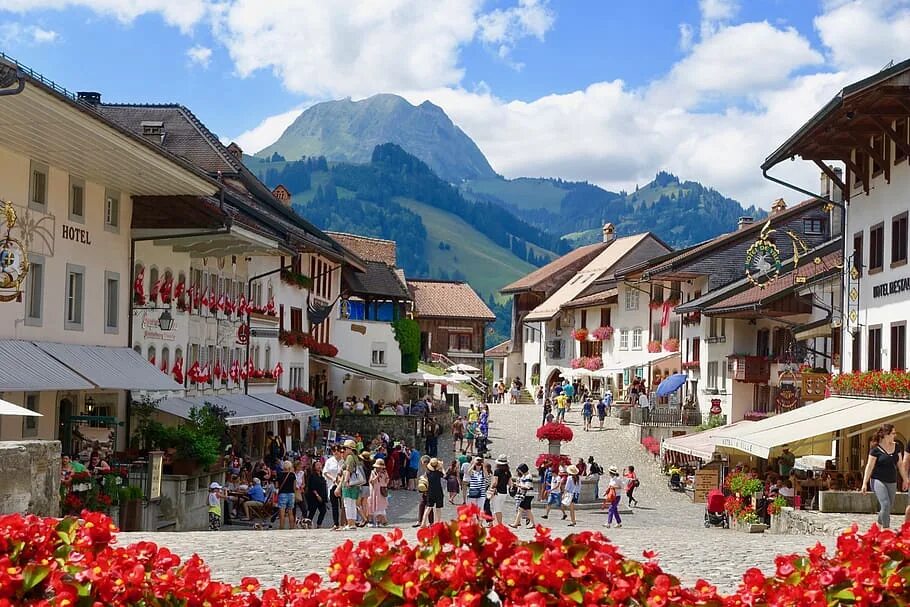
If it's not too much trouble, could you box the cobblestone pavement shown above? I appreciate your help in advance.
[121,400,857,593]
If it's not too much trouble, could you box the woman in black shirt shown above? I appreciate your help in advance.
[420,458,446,528]
[491,455,512,525]
[306,459,328,528]
[861,423,907,528]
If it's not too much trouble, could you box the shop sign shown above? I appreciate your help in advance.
[61,224,92,245]
[236,324,250,345]
[872,276,910,299]
[250,327,279,339]
[148,451,163,501]
[140,312,177,341]
[709,399,722,415]
[0,201,29,303]
[694,468,719,504]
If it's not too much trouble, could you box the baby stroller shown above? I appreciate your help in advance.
[704,489,728,528]
[668,470,685,492]
[474,433,489,457]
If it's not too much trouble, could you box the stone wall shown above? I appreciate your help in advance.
[152,469,226,531]
[0,440,60,516]
[818,490,908,513]
[769,507,879,536]
[335,409,454,449]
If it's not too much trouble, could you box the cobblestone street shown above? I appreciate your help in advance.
[121,400,849,593]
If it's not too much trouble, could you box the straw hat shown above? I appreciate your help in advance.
[373,457,386,468]
[209,482,222,490]
[608,465,619,475]
[343,439,357,449]
[495,454,509,465]
[428,458,443,471]
[566,465,579,475]
[360,451,373,462]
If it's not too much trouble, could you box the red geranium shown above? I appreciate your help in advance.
[536,422,574,442]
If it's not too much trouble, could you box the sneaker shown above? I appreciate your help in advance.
[615,524,622,528]
[541,514,548,519]
[525,522,535,528]
[561,514,567,520]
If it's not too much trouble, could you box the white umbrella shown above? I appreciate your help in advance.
[445,373,473,383]
[401,371,446,384]
[0,398,42,417]
[447,363,480,373]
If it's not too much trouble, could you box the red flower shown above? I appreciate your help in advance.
[535,422,574,442]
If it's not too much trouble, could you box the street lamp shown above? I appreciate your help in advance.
[158,309,176,331]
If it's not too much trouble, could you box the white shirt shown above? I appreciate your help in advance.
[779,486,795,497]
[638,393,650,409]
[323,456,342,485]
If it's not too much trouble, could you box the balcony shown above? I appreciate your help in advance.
[728,355,770,383]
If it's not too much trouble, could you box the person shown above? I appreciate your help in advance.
[778,447,796,477]
[60,455,84,487]
[491,454,512,525]
[357,451,374,527]
[603,389,613,419]
[266,431,284,467]
[465,419,476,456]
[337,439,363,531]
[509,384,520,404]
[275,461,297,529]
[421,458,446,527]
[243,477,266,519]
[638,390,650,422]
[414,455,434,527]
[564,465,581,526]
[582,397,594,431]
[541,398,552,426]
[595,397,607,430]
[87,451,111,477]
[445,460,462,505]
[306,459,328,528]
[453,417,465,452]
[624,465,639,507]
[208,482,223,531]
[861,423,907,528]
[323,445,344,530]
[368,457,390,527]
[293,460,308,524]
[466,457,487,514]
[575,457,587,477]
[587,456,602,499]
[492,383,501,404]
[604,466,624,528]
[536,386,544,407]
[555,392,568,422]
[563,382,575,404]
[541,468,567,520]
[509,463,536,529]
[406,445,421,491]
[779,479,795,500]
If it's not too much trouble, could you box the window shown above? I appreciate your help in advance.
[691,337,700,363]
[853,231,864,277]
[448,333,471,351]
[895,119,909,164]
[64,264,85,331]
[891,323,906,371]
[580,310,587,329]
[29,161,48,210]
[706,362,718,389]
[892,213,908,266]
[104,189,120,231]
[371,344,387,367]
[869,223,884,273]
[68,177,85,222]
[632,328,643,350]
[872,135,885,176]
[289,366,305,389]
[599,307,611,327]
[264,346,271,371]
[669,318,680,340]
[104,271,119,333]
[22,393,39,438]
[625,287,639,311]
[803,218,825,236]
[756,329,770,357]
[161,347,170,375]
[852,330,862,372]
[651,321,662,342]
[619,329,629,350]
[290,307,303,332]
[24,254,44,326]
[708,317,725,340]
[868,326,882,371]
[147,346,156,365]
[580,340,602,358]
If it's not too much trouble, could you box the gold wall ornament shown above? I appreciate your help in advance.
[744,221,782,289]
[0,200,29,303]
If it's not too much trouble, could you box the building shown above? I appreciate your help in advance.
[484,339,511,384]
[407,279,495,367]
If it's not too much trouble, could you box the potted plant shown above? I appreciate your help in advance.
[536,422,574,455]
[572,328,589,341]
[662,337,680,352]
[591,326,613,341]
[647,340,662,353]
[118,485,144,531]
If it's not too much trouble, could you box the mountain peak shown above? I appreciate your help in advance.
[256,93,497,181]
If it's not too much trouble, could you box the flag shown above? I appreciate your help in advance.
[273,362,284,380]
[174,280,185,299]
[200,289,209,310]
[661,300,672,328]
[133,267,146,305]
[199,363,210,384]
[150,278,162,303]
[266,295,276,315]
[172,358,184,384]
[213,360,223,382]
[229,360,239,382]
[187,361,200,383]
[160,358,168,373]
[148,355,155,367]
[238,294,248,316]
[160,276,174,303]
[216,293,226,313]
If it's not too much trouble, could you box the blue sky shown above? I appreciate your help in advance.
[2,1,910,206]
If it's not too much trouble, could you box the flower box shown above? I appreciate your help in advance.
[572,328,589,341]
[647,340,662,353]
[591,326,613,341]
[829,370,910,398]
[248,311,279,323]
[662,337,679,352]
[681,360,700,370]
[247,376,277,385]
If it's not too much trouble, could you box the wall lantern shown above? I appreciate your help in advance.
[158,309,176,331]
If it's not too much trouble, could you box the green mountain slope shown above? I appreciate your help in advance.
[255,94,497,182]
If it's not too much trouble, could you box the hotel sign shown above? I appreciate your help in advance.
[61,224,92,245]
[872,277,910,299]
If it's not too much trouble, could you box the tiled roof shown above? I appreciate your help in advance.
[485,339,511,358]
[501,241,610,294]
[561,288,619,309]
[327,232,397,266]
[344,261,411,300]
[408,280,496,321]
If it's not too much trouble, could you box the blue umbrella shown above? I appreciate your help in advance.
[656,373,688,397]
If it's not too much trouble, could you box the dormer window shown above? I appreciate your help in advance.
[141,121,164,136]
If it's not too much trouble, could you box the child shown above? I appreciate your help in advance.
[208,482,224,530]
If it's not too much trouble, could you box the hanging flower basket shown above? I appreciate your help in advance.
[570,356,603,370]
[647,340,662,353]
[662,337,680,352]
[591,326,613,341]
[572,328,589,341]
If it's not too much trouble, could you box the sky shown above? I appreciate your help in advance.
[2,0,910,208]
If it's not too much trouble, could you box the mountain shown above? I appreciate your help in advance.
[256,94,497,182]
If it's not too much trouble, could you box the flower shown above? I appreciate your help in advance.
[535,422,574,442]
[647,340,662,353]
[662,337,679,352]
[591,326,614,341]
[572,328,589,341]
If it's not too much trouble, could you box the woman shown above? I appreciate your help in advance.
[491,455,512,525]
[483,462,495,521]
[542,399,552,426]
[357,451,374,527]
[604,465,624,528]
[624,465,639,507]
[509,463,536,529]
[421,458,445,527]
[368,457,390,527]
[306,459,328,528]
[465,420,476,456]
[564,465,581,526]
[466,457,487,514]
[445,460,462,505]
[275,460,297,530]
[542,467,567,520]
[861,423,907,528]
[293,460,309,524]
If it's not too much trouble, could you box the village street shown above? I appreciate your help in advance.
[120,401,848,593]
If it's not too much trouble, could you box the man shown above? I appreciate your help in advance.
[555,392,568,422]
[453,416,465,452]
[778,447,796,477]
[243,477,266,520]
[638,390,650,422]
[323,444,345,530]
[265,431,284,466]
[406,445,421,491]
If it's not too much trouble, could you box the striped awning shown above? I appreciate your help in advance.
[0,340,94,392]
[33,342,182,390]
[155,394,295,426]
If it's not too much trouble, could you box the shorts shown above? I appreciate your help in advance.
[454,433,464,441]
[360,485,371,499]
[519,495,533,510]
[426,493,444,508]
[278,493,295,509]
[598,413,606,420]
[547,493,562,506]
[491,492,509,514]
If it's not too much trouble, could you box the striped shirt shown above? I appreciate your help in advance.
[468,470,488,496]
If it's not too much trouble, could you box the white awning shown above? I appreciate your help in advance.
[0,340,94,391]
[599,351,679,374]
[156,394,294,426]
[34,342,183,390]
[252,392,319,419]
[661,420,754,460]
[715,396,910,459]
[311,354,404,385]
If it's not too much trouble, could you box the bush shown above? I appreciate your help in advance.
[392,318,420,373]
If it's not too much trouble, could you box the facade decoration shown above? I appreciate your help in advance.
[0,200,28,303]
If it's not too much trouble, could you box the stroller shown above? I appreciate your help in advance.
[704,489,729,528]
[668,469,685,492]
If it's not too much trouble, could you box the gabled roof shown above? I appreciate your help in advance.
[327,232,397,266]
[561,288,619,310]
[501,241,610,295]
[524,233,652,322]
[485,339,511,358]
[344,261,410,300]
[408,280,496,321]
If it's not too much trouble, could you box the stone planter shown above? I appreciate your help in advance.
[732,519,767,533]
[547,439,561,455]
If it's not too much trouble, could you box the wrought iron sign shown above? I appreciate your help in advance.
[744,220,811,289]
[0,200,29,302]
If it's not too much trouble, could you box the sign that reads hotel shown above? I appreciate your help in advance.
[61,224,92,245]
[872,277,910,299]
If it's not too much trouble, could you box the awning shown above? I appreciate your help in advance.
[793,318,834,341]
[599,351,679,374]
[34,342,182,390]
[0,340,94,391]
[155,394,294,426]
[662,420,755,460]
[311,354,404,385]
[252,392,319,419]
[715,396,910,459]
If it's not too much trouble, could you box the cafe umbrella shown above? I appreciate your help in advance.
[0,398,42,417]
[656,373,688,397]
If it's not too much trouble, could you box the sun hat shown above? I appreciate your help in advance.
[373,458,386,468]
[209,482,222,490]
[360,451,373,462]
[566,465,579,475]
[609,465,619,475]
[495,454,508,465]
[343,439,357,449]
[428,458,443,471]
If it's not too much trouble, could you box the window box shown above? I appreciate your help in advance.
[249,311,279,324]
[728,355,770,383]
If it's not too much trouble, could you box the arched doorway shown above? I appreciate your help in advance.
[545,368,563,390]
[530,363,540,385]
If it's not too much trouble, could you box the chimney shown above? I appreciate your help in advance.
[770,198,787,215]
[272,184,291,206]
[77,91,101,105]
[226,142,243,161]
[602,222,616,244]
[737,216,754,230]
[831,167,843,204]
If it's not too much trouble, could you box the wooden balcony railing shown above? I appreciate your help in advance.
[728,355,770,383]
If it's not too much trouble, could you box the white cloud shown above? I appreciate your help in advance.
[699,0,738,37]
[0,22,60,46]
[477,0,554,68]
[814,0,910,71]
[1,0,209,32]
[186,44,212,68]
[31,26,59,43]
[228,106,305,155]
[678,23,694,52]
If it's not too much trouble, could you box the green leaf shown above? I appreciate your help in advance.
[369,554,393,576]
[526,542,546,565]
[8,540,24,562]
[21,565,50,592]
[561,580,585,604]
[830,588,856,601]
[379,578,404,598]
[565,544,591,565]
[359,588,390,607]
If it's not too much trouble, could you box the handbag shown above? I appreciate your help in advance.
[561,492,573,507]
[380,485,389,497]
[348,466,366,487]
[485,487,495,501]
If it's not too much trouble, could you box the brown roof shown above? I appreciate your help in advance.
[501,241,610,294]
[485,339,511,358]
[408,280,496,321]
[561,288,619,309]
[327,232,397,266]
[704,250,842,314]
[343,261,410,300]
